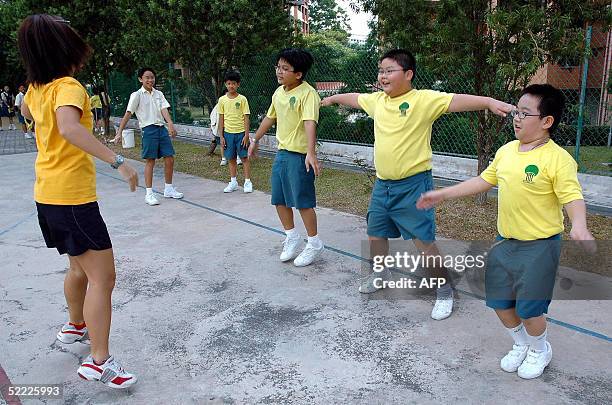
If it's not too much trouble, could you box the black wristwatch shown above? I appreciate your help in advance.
[110,154,125,169]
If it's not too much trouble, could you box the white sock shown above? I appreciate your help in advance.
[245,178,251,183]
[146,188,153,195]
[307,235,322,248]
[230,177,237,183]
[285,228,300,239]
[506,323,529,346]
[164,183,173,191]
[527,328,547,352]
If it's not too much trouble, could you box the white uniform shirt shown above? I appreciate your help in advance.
[126,86,171,128]
[210,103,219,136]
[15,92,24,108]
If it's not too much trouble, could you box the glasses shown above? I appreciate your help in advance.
[377,68,405,76]
[510,110,541,120]
[273,65,295,73]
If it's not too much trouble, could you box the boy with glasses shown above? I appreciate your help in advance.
[249,48,324,267]
[417,84,593,378]
[321,49,513,320]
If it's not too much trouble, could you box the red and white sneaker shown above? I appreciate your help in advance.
[56,322,89,344]
[77,355,137,389]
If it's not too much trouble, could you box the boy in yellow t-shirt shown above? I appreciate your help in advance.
[321,49,513,321]
[249,48,323,267]
[218,71,252,193]
[90,88,103,134]
[417,84,594,379]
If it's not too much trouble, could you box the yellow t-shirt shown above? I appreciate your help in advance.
[90,94,102,109]
[218,93,250,133]
[358,89,454,180]
[266,82,320,154]
[480,140,583,240]
[24,77,96,205]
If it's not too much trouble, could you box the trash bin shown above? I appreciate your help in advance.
[122,129,135,149]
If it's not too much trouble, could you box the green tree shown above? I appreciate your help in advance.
[309,0,350,33]
[120,0,292,114]
[357,0,610,202]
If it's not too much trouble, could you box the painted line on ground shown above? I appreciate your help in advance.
[99,171,612,343]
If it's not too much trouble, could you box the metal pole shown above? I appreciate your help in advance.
[575,25,592,164]
[168,62,176,122]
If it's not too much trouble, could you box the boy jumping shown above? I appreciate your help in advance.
[321,49,513,320]
[249,48,324,267]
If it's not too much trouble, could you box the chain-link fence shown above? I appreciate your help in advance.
[107,27,611,176]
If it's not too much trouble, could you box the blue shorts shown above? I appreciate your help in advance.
[485,234,561,319]
[271,150,316,209]
[17,111,25,124]
[141,125,175,159]
[367,170,435,242]
[223,131,248,160]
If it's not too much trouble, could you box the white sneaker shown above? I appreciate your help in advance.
[243,180,253,193]
[293,242,324,267]
[220,158,227,166]
[280,236,302,262]
[145,193,160,206]
[224,181,238,193]
[431,290,454,320]
[77,355,137,389]
[500,344,529,372]
[237,156,243,165]
[517,342,552,379]
[24,133,32,139]
[163,187,184,199]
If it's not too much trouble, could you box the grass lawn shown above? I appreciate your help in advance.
[564,146,612,175]
[105,132,612,243]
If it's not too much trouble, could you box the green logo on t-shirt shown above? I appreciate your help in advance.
[289,96,297,110]
[524,164,539,183]
[235,101,241,109]
[399,102,410,116]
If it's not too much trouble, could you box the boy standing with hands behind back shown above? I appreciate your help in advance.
[218,71,252,193]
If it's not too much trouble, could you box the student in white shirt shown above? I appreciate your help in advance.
[114,67,183,205]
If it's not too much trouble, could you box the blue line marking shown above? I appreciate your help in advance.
[0,211,36,237]
[97,171,612,343]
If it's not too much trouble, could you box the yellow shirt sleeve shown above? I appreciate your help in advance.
[357,92,380,117]
[301,89,320,122]
[553,160,583,204]
[218,97,225,114]
[266,93,277,119]
[55,81,88,113]
[242,96,250,115]
[480,151,500,186]
[421,90,454,121]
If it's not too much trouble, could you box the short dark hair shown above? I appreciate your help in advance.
[138,67,156,78]
[276,48,314,79]
[224,71,241,83]
[520,84,565,135]
[17,14,91,86]
[380,49,417,79]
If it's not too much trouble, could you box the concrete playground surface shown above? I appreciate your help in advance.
[0,150,611,404]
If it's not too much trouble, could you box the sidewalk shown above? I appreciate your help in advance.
[0,147,610,404]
